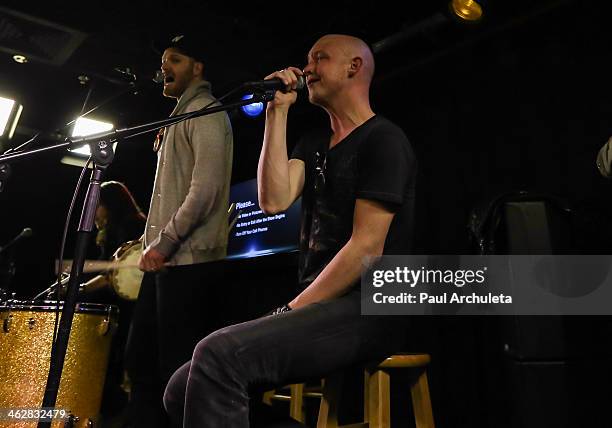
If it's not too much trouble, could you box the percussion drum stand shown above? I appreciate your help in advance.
[38,139,115,428]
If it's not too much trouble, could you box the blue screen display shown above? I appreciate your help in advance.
[226,178,301,259]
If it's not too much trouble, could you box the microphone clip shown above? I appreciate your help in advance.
[258,90,277,102]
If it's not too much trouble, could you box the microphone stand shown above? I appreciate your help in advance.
[0,90,274,428]
[32,273,70,301]
[0,229,31,255]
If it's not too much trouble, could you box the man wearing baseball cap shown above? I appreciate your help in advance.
[124,33,233,428]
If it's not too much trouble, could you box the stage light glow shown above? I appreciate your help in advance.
[69,117,114,156]
[0,97,23,139]
[240,94,264,117]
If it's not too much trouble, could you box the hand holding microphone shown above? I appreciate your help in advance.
[246,68,306,93]
[258,67,305,111]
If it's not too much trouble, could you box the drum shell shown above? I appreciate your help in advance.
[108,239,143,301]
[0,301,117,427]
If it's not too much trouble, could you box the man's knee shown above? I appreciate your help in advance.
[163,361,190,424]
[192,326,240,370]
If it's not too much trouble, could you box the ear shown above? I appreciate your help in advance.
[193,61,204,77]
[348,57,363,78]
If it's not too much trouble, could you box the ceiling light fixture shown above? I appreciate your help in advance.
[0,96,23,140]
[61,116,115,167]
[69,117,114,156]
[450,0,483,22]
[12,55,28,64]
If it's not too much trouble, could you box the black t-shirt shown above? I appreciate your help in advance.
[291,115,417,289]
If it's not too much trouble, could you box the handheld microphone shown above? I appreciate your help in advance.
[113,68,165,86]
[20,228,33,239]
[152,70,164,84]
[113,67,137,83]
[243,75,306,93]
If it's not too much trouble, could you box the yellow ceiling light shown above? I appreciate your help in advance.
[451,0,483,22]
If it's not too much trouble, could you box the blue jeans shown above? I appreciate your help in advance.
[163,289,408,427]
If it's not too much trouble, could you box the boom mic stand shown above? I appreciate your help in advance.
[0,89,274,428]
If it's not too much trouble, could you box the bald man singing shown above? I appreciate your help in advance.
[163,34,417,427]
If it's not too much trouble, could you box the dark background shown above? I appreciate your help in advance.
[1,1,612,426]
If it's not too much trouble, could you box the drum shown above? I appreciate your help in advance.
[108,239,143,301]
[0,300,118,427]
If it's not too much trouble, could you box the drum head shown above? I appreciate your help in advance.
[109,241,143,301]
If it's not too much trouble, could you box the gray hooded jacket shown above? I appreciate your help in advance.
[144,80,233,265]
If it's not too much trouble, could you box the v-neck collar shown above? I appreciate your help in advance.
[327,115,378,153]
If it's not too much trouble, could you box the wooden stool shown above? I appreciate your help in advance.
[263,353,434,428]
[263,382,322,423]
[317,353,434,428]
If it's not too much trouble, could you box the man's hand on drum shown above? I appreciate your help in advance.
[139,246,166,272]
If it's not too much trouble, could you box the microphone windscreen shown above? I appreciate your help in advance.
[296,75,306,90]
[153,70,164,84]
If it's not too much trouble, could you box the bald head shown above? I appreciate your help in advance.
[317,34,375,83]
[304,34,376,109]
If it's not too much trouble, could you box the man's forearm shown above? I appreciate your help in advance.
[289,238,377,309]
[289,199,394,309]
[258,109,292,213]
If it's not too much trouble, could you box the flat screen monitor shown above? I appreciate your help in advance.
[227,178,301,260]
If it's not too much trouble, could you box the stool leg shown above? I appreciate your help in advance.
[367,369,391,428]
[290,383,305,423]
[410,371,435,428]
[317,373,343,428]
[262,390,274,405]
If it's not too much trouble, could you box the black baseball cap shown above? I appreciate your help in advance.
[155,34,207,63]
